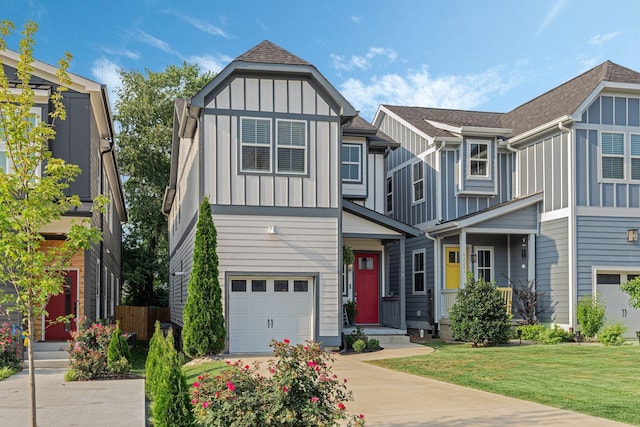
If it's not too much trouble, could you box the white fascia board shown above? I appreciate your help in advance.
[508,115,573,146]
[425,119,461,135]
[460,126,512,137]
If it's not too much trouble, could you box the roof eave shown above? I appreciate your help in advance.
[508,115,573,146]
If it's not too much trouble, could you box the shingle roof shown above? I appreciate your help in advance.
[235,40,310,66]
[385,61,640,139]
[344,115,398,147]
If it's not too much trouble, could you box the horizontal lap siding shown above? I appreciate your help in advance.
[169,225,197,326]
[536,218,569,323]
[215,214,339,338]
[576,216,640,297]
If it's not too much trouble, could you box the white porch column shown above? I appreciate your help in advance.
[528,233,536,283]
[459,230,467,288]
[399,236,407,330]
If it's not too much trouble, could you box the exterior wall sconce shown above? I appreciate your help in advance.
[470,253,477,264]
[267,224,277,234]
[171,271,185,276]
[628,229,638,242]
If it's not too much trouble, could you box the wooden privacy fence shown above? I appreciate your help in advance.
[115,306,170,340]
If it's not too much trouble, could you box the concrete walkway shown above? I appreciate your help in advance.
[0,368,145,427]
[330,343,630,427]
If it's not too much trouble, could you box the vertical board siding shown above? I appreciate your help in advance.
[536,218,569,323]
[403,236,434,323]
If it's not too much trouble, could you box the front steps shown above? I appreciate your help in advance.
[344,326,411,346]
[22,341,69,369]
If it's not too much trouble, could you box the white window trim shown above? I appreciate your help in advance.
[599,131,625,182]
[474,246,494,283]
[342,143,362,183]
[276,118,307,175]
[412,249,426,295]
[95,259,101,320]
[467,140,490,179]
[240,117,272,173]
[0,107,42,176]
[386,175,393,214]
[412,161,425,204]
[630,133,640,181]
[110,273,115,316]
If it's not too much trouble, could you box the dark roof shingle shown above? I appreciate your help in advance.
[235,40,310,66]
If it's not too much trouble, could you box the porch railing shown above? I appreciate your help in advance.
[496,287,513,315]
[441,287,512,318]
[382,296,401,328]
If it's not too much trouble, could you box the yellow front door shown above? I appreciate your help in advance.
[445,247,460,289]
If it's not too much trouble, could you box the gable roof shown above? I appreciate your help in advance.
[235,40,310,66]
[343,115,399,149]
[380,61,640,141]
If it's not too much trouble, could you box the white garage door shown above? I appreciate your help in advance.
[229,277,314,353]
[596,272,640,339]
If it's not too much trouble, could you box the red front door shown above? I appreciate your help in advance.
[45,270,78,341]
[354,253,379,324]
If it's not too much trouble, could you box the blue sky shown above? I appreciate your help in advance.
[4,0,640,121]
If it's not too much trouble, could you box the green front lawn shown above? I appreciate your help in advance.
[370,341,640,425]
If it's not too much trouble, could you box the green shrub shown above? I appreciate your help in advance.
[151,329,194,427]
[449,275,511,347]
[191,339,366,426]
[64,370,77,382]
[182,198,226,358]
[367,338,380,350]
[598,323,627,346]
[0,323,21,371]
[516,324,547,341]
[145,321,167,399]
[576,294,606,341]
[67,323,114,380]
[352,339,367,353]
[538,325,574,344]
[621,276,640,309]
[107,322,131,375]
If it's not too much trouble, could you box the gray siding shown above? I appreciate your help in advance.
[575,215,640,297]
[378,114,430,169]
[536,218,569,323]
[459,137,496,194]
[169,220,197,326]
[472,204,538,231]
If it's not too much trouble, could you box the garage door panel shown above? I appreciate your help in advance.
[598,278,640,339]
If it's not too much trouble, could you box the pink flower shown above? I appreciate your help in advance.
[214,392,220,398]
[193,381,200,388]
[226,382,235,391]
[304,346,308,350]
[202,401,209,408]
[197,375,204,380]
[359,414,365,419]
[244,364,250,370]
[283,338,290,344]
[338,402,346,411]
[191,399,197,405]
[269,367,275,374]
[282,386,289,392]
[311,396,318,403]
[307,361,317,368]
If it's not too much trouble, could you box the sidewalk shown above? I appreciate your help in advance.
[0,368,145,427]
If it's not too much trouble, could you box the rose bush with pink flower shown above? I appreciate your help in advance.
[0,322,21,371]
[191,339,365,426]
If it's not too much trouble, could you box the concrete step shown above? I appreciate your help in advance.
[32,341,69,352]
[369,334,411,345]
[22,341,70,369]
[32,350,68,360]
[22,358,69,369]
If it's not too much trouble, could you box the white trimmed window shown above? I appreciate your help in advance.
[412,162,424,203]
[241,118,271,172]
[412,249,426,294]
[601,132,625,180]
[475,247,493,283]
[276,119,306,174]
[342,143,361,182]
[631,134,640,180]
[469,141,489,177]
[0,110,40,175]
[386,176,393,213]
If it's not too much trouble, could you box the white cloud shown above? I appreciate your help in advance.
[537,0,566,34]
[188,54,233,74]
[136,30,175,54]
[331,47,397,72]
[91,57,122,109]
[578,56,601,72]
[163,8,232,38]
[102,47,140,61]
[589,32,621,45]
[351,16,362,23]
[339,65,522,120]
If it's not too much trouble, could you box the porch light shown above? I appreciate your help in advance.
[628,229,638,242]
[470,253,477,264]
[267,224,277,234]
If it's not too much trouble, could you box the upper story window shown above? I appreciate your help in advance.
[631,134,640,180]
[468,141,489,177]
[276,119,306,174]
[0,111,40,175]
[601,132,624,179]
[241,118,271,172]
[342,143,361,182]
[412,161,424,203]
[386,176,393,213]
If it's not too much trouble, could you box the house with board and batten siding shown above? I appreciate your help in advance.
[162,41,418,353]
[374,60,640,339]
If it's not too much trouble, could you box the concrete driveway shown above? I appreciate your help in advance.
[329,343,630,427]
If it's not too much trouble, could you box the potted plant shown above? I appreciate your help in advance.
[343,300,357,326]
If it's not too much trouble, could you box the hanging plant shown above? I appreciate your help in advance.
[342,245,354,266]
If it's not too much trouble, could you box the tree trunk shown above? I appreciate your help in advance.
[27,311,37,427]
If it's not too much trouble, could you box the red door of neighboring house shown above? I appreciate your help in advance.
[45,270,78,341]
[354,253,379,324]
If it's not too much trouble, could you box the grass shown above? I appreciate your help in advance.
[182,359,228,385]
[370,341,640,425]
[130,340,149,376]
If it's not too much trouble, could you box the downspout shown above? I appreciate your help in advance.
[429,139,447,334]
[99,138,115,320]
[558,121,575,330]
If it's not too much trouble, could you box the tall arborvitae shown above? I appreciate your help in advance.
[181,197,225,357]
[145,321,166,398]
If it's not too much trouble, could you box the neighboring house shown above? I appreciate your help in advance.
[374,60,640,338]
[0,49,126,341]
[163,41,417,353]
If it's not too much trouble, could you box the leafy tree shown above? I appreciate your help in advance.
[151,329,194,427]
[576,294,606,341]
[114,64,212,307]
[621,276,640,309]
[182,198,225,357]
[449,274,511,347]
[0,21,104,426]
